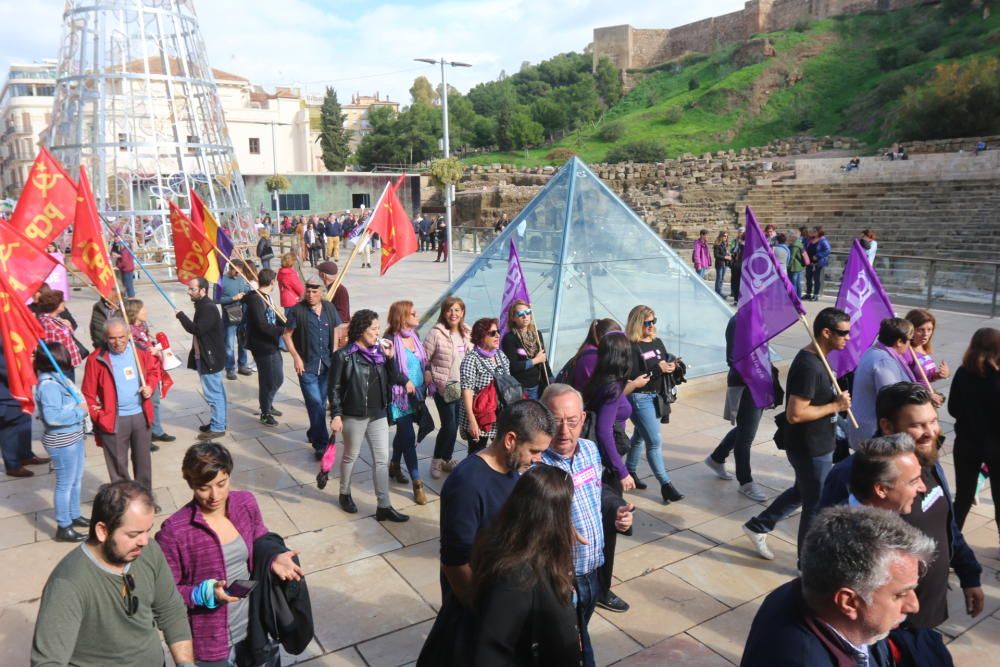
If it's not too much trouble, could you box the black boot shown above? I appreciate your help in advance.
[375,506,410,523]
[661,482,685,503]
[339,494,358,514]
[54,526,86,542]
[629,472,648,490]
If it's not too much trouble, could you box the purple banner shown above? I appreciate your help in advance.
[731,207,805,409]
[499,239,530,337]
[827,239,895,377]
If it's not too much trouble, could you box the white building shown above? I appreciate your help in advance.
[0,60,57,198]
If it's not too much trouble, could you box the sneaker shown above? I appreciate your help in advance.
[225,370,238,381]
[742,524,774,560]
[430,458,444,480]
[270,408,283,417]
[150,443,160,452]
[198,424,211,433]
[151,432,176,442]
[704,455,734,480]
[237,367,254,376]
[197,430,226,441]
[441,459,458,473]
[739,482,768,502]
[596,591,630,613]
[259,414,278,427]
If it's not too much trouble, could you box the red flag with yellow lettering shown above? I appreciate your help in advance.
[0,272,46,413]
[366,174,416,275]
[0,223,60,302]
[168,200,215,283]
[71,166,117,298]
[8,147,78,248]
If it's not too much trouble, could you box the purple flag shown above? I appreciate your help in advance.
[827,239,895,377]
[731,207,805,408]
[499,239,530,337]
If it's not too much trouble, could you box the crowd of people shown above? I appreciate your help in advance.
[4,238,997,666]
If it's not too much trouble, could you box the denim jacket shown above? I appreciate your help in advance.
[35,372,86,434]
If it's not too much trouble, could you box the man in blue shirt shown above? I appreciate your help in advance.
[541,384,634,667]
[417,400,555,667]
[324,215,342,262]
[218,260,252,380]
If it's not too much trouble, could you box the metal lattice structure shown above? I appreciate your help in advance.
[46,0,253,247]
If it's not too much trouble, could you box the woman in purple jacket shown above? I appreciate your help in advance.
[156,443,303,666]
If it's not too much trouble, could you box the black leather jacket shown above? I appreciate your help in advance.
[328,347,408,419]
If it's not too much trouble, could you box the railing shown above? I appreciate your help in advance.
[455,226,1000,317]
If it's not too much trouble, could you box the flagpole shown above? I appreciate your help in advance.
[798,314,859,428]
[908,345,935,392]
[36,338,84,402]
[324,181,390,304]
[99,215,177,309]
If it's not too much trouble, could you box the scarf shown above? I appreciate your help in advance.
[515,326,541,358]
[391,329,427,412]
[349,342,385,366]
[875,342,917,383]
[475,345,497,358]
[130,322,152,350]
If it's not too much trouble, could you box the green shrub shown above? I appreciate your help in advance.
[663,107,683,124]
[914,23,944,52]
[797,118,815,131]
[946,37,980,59]
[793,18,812,33]
[896,57,1000,140]
[872,70,924,105]
[605,140,667,163]
[646,90,658,107]
[688,77,700,91]
[896,46,923,68]
[599,122,626,142]
[964,21,988,38]
[544,148,577,163]
[876,46,900,71]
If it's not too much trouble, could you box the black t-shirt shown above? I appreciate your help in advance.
[439,455,518,570]
[629,338,669,393]
[785,349,837,457]
[902,467,951,628]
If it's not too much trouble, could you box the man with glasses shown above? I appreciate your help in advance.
[176,278,228,441]
[744,307,852,560]
[32,481,195,667]
[282,275,343,460]
[541,384,634,667]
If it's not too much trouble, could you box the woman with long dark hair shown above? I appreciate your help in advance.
[424,296,471,478]
[385,300,429,505]
[459,317,511,454]
[565,318,621,391]
[329,309,411,521]
[500,299,550,400]
[471,465,580,666]
[948,327,1000,533]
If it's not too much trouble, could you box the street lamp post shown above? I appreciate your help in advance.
[415,57,471,283]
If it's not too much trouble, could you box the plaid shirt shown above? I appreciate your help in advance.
[540,438,605,576]
[39,313,82,367]
[457,349,510,441]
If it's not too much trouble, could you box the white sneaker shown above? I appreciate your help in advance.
[742,524,774,560]
[704,455,734,480]
[430,458,443,480]
[739,482,768,502]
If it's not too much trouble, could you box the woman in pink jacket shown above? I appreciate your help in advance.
[691,228,711,279]
[423,296,471,479]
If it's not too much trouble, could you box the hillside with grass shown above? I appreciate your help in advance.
[461,4,1000,168]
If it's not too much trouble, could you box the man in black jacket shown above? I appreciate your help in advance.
[245,269,287,427]
[282,276,342,459]
[176,277,228,440]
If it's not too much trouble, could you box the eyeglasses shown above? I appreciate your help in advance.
[515,309,532,317]
[121,572,139,617]
[554,416,582,429]
[486,330,500,337]
[830,328,851,337]
[644,318,657,327]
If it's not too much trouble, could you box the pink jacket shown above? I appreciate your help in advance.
[692,238,712,270]
[423,322,471,393]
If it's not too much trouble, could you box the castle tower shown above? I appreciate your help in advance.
[46,0,252,247]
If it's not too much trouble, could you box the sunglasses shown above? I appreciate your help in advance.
[515,309,532,317]
[121,572,139,617]
[486,330,500,337]
[830,328,851,337]
[644,318,657,327]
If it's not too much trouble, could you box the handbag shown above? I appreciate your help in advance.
[491,366,522,409]
[223,301,244,325]
[442,337,464,403]
[773,411,789,450]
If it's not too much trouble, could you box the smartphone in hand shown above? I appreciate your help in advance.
[224,579,257,598]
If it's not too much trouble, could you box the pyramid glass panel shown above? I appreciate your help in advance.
[421,158,735,378]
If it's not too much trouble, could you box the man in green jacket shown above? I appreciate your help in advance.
[787,231,807,299]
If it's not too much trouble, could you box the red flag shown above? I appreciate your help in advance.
[71,167,117,298]
[168,200,215,283]
[0,272,46,413]
[0,223,60,302]
[367,175,416,275]
[8,147,78,247]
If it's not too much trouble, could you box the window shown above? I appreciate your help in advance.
[249,137,260,154]
[351,193,370,209]
[186,135,199,155]
[272,193,310,211]
[118,132,129,151]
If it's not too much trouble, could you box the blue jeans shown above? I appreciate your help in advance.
[574,569,601,667]
[626,392,670,484]
[523,384,539,400]
[745,448,833,555]
[151,384,165,437]
[391,413,420,480]
[806,264,825,298]
[710,387,762,485]
[696,267,707,279]
[299,367,330,453]
[432,393,460,461]
[121,270,135,298]
[224,323,249,371]
[45,438,85,528]
[199,369,228,431]
[714,265,727,295]
[789,271,803,298]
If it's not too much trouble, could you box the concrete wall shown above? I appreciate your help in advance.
[242,173,421,219]
[793,151,1000,183]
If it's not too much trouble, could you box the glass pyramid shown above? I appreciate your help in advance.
[421,157,734,378]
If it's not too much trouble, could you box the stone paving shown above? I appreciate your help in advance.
[2,250,998,666]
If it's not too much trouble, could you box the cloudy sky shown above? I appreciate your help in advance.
[1,1,745,104]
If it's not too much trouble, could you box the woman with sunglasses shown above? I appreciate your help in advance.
[423,296,471,478]
[624,305,684,503]
[500,300,550,400]
[156,442,302,666]
[459,318,511,454]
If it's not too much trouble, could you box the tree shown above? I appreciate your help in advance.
[531,97,567,141]
[354,106,406,168]
[318,87,351,171]
[509,107,544,149]
[594,56,622,107]
[410,76,436,106]
[896,58,1000,140]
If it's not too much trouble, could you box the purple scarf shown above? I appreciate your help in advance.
[391,329,427,412]
[875,342,917,382]
[349,342,385,366]
[475,345,498,358]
